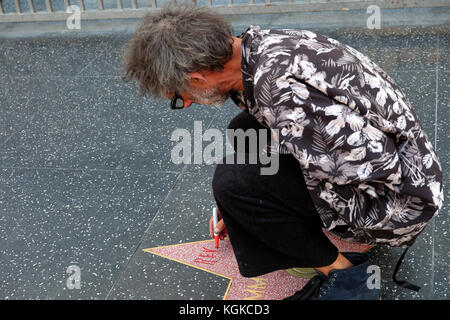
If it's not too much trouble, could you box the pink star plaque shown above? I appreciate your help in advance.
[143,230,372,300]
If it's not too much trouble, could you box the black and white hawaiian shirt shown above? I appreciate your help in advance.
[230,26,444,247]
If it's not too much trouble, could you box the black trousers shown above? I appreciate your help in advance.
[212,111,339,277]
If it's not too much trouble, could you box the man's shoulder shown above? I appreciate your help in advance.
[248,27,341,66]
[244,25,320,38]
[248,26,333,45]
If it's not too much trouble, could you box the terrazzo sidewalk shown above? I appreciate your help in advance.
[0,7,449,300]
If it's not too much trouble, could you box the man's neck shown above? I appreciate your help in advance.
[219,36,244,93]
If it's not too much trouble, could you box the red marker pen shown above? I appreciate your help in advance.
[213,207,219,248]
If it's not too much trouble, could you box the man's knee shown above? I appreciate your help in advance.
[212,154,257,201]
[226,112,271,154]
[212,159,235,201]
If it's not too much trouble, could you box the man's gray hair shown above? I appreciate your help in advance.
[121,5,234,98]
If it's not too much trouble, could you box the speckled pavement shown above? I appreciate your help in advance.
[0,7,449,300]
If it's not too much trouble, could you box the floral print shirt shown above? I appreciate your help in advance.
[231,26,443,247]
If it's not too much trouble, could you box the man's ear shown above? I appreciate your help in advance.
[188,71,208,83]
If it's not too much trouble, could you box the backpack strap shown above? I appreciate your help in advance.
[392,247,421,292]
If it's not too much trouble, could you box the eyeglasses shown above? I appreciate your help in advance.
[170,92,184,110]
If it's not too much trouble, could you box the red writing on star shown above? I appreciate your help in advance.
[193,247,218,265]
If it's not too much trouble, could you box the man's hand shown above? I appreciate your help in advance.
[209,206,228,240]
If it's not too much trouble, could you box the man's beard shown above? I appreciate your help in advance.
[189,86,230,108]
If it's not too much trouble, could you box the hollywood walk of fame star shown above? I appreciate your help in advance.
[143,230,372,300]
